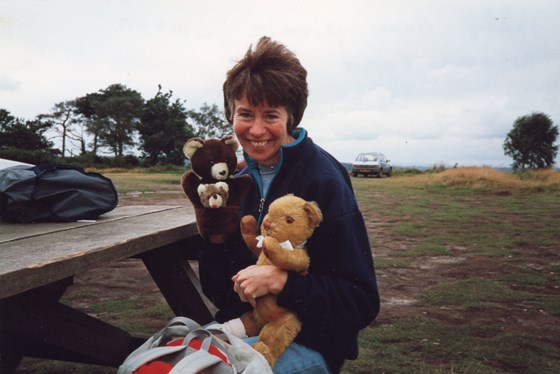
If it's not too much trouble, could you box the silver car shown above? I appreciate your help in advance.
[351,152,392,177]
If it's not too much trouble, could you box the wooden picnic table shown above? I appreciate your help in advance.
[0,205,216,372]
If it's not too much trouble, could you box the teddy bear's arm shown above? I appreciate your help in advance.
[181,171,203,208]
[240,215,262,256]
[262,237,310,273]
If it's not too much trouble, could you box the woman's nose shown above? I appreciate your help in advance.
[249,117,266,135]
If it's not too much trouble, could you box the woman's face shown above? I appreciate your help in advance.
[232,96,293,166]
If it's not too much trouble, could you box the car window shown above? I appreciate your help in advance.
[356,153,381,162]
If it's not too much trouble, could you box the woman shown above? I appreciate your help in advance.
[199,36,380,373]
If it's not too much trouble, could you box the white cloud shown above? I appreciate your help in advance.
[1,0,559,166]
[0,75,20,91]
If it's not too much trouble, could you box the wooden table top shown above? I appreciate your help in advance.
[0,205,197,300]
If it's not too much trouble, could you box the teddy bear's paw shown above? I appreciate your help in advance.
[263,239,310,273]
[240,215,258,233]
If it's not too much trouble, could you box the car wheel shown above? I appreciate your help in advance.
[352,172,358,177]
[386,168,392,177]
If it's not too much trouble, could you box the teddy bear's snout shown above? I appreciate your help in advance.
[211,163,229,180]
[263,219,272,231]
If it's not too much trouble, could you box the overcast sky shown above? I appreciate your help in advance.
[2,0,559,166]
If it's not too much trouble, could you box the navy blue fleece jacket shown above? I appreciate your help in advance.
[198,128,380,372]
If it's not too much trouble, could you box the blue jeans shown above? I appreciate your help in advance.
[243,336,331,374]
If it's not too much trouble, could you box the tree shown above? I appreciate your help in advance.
[74,91,103,155]
[74,84,144,156]
[38,100,80,157]
[0,108,58,163]
[187,103,231,139]
[503,112,558,170]
[138,86,195,165]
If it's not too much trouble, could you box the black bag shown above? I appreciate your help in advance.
[0,164,118,223]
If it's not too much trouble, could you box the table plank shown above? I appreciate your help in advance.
[0,206,198,299]
[0,205,180,243]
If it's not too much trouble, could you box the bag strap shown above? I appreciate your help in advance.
[160,317,203,345]
[182,329,214,350]
[186,328,246,372]
[167,316,203,331]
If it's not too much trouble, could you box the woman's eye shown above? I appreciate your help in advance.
[265,114,279,122]
[238,112,252,119]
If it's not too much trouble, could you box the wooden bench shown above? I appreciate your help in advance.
[0,205,216,372]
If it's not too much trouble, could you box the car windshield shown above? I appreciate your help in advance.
[358,153,378,162]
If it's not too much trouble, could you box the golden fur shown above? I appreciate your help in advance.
[239,194,322,367]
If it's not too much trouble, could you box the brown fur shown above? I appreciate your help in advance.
[239,194,322,367]
[180,136,252,242]
[198,182,229,209]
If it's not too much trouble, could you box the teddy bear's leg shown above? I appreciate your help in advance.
[240,215,261,256]
[252,313,302,368]
[239,311,261,337]
[263,238,310,273]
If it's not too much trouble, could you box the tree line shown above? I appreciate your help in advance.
[1,84,558,170]
[0,83,230,167]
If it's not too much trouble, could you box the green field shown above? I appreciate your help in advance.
[16,167,560,373]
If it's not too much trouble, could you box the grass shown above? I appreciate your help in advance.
[98,167,186,193]
[15,167,560,373]
[348,315,560,374]
[345,168,560,373]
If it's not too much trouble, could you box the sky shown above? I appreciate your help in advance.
[1,0,559,167]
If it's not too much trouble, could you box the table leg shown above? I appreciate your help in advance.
[0,278,142,371]
[140,236,216,325]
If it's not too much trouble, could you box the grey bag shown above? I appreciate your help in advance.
[118,316,272,374]
[0,164,118,223]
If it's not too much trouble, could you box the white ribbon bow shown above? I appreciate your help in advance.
[255,235,306,251]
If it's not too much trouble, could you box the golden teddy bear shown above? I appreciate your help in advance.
[234,194,323,368]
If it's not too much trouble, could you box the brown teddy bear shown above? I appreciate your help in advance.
[181,135,253,242]
[237,194,323,368]
[197,182,229,209]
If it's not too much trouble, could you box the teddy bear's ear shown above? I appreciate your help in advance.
[221,135,239,153]
[304,201,323,229]
[215,181,229,192]
[197,183,207,196]
[183,138,204,159]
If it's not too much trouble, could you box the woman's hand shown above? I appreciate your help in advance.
[232,265,288,307]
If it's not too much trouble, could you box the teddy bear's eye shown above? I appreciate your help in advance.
[286,216,294,224]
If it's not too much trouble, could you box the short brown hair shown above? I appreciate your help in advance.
[223,36,308,132]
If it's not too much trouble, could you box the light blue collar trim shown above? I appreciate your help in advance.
[283,127,306,149]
